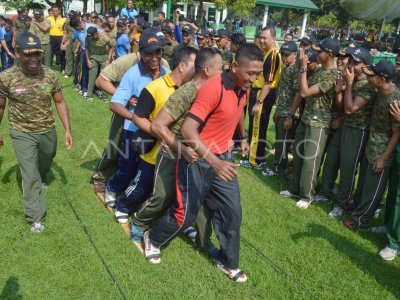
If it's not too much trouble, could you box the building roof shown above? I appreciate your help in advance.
[256,0,319,11]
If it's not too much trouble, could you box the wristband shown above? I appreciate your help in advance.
[299,67,307,73]
[256,99,263,105]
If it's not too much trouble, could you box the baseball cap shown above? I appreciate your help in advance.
[139,28,167,53]
[280,41,298,55]
[15,32,43,54]
[299,35,317,45]
[116,19,126,27]
[351,47,372,65]
[86,26,98,37]
[305,48,318,63]
[161,25,173,35]
[20,15,31,22]
[196,29,208,38]
[33,8,44,16]
[68,10,80,18]
[319,38,340,56]
[17,6,27,14]
[338,44,356,57]
[217,29,230,39]
[182,24,193,34]
[362,60,397,79]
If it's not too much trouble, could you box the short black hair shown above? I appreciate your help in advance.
[195,47,221,74]
[285,33,293,38]
[172,46,198,70]
[230,33,246,46]
[0,16,5,22]
[69,18,81,28]
[158,11,165,18]
[102,22,111,30]
[5,19,12,26]
[261,26,276,38]
[235,43,264,64]
[51,5,60,10]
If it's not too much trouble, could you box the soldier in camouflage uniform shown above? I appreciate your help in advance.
[0,32,72,233]
[196,29,209,49]
[280,38,339,209]
[175,24,198,52]
[85,27,113,101]
[131,48,223,255]
[30,9,51,67]
[215,29,233,70]
[316,48,377,218]
[12,6,29,44]
[343,60,400,230]
[161,25,178,68]
[263,41,299,176]
[61,11,80,78]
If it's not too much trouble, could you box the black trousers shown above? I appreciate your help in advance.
[149,152,242,269]
[50,36,65,70]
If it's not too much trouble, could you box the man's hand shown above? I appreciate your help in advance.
[87,60,94,69]
[181,146,199,163]
[252,103,261,116]
[331,117,343,129]
[0,134,3,148]
[64,130,73,150]
[211,159,240,181]
[283,116,293,130]
[104,59,110,66]
[296,48,307,68]
[373,157,386,173]
[335,76,346,93]
[344,66,355,85]
[240,140,249,157]
[128,97,137,107]
[390,101,400,122]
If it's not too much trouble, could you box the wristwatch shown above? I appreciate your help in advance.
[299,67,307,73]
[256,99,263,105]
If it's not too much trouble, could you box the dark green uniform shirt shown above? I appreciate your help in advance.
[221,49,234,66]
[0,65,62,134]
[13,17,29,35]
[175,40,198,52]
[301,66,338,128]
[276,63,299,118]
[163,40,179,69]
[86,32,111,56]
[30,19,51,45]
[64,21,74,43]
[344,77,376,129]
[365,88,400,166]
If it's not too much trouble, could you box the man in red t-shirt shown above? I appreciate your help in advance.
[144,44,264,283]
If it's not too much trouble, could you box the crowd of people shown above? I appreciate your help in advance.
[0,1,400,284]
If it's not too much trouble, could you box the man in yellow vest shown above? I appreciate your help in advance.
[48,6,66,73]
[241,26,282,169]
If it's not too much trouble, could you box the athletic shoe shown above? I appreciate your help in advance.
[378,246,400,261]
[61,70,66,75]
[314,194,329,203]
[131,224,144,243]
[104,188,116,208]
[279,190,298,198]
[370,225,387,234]
[215,260,248,283]
[143,231,161,264]
[63,75,70,79]
[286,172,294,180]
[115,210,129,224]
[254,161,266,170]
[341,219,368,231]
[92,182,106,193]
[84,96,93,102]
[240,160,253,168]
[183,226,197,240]
[262,167,286,176]
[78,90,84,95]
[328,205,343,218]
[41,183,48,190]
[296,199,312,209]
[83,91,88,98]
[31,222,44,233]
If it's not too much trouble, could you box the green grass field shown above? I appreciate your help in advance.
[0,72,399,299]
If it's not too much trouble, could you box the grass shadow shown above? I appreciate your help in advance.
[1,164,22,192]
[0,276,23,300]
[291,223,400,298]
[79,159,99,173]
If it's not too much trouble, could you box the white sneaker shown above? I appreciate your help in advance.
[31,222,44,233]
[314,194,329,203]
[41,183,48,190]
[105,188,116,208]
[115,210,129,224]
[280,190,299,198]
[83,91,88,97]
[143,231,161,264]
[296,199,312,209]
[378,246,400,261]
[215,260,248,283]
[183,226,197,240]
[370,225,388,234]
[328,205,343,218]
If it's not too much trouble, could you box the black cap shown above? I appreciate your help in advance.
[182,24,193,34]
[33,8,44,16]
[299,35,316,45]
[15,32,43,54]
[217,29,230,39]
[161,25,172,35]
[104,13,110,18]
[304,48,318,63]
[196,29,208,38]
[280,41,298,55]
[351,47,372,65]
[116,19,126,27]
[338,45,356,57]
[362,60,397,79]
[152,20,161,28]
[20,15,31,22]
[139,28,166,53]
[142,21,152,30]
[17,6,27,14]
[318,38,340,56]
[68,10,80,18]
[86,26,98,37]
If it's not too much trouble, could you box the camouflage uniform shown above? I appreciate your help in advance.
[63,21,76,76]
[269,63,300,173]
[351,88,400,228]
[162,40,178,69]
[0,65,62,223]
[175,40,198,53]
[108,26,117,49]
[30,19,51,67]
[85,32,111,98]
[321,78,376,206]
[131,80,213,250]
[13,17,29,36]
[221,48,234,67]
[289,66,338,201]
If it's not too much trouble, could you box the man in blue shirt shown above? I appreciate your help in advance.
[104,28,169,208]
[120,0,138,19]
[70,18,100,96]
[0,17,15,70]
[115,19,130,58]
